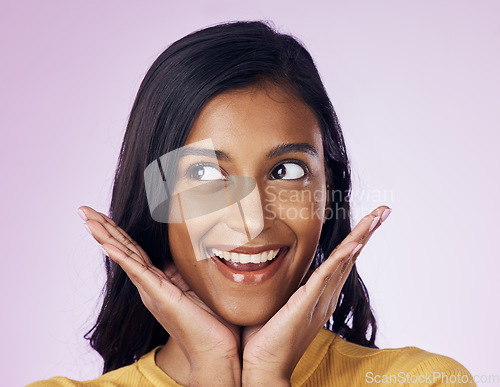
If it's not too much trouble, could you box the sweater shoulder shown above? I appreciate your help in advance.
[321,333,476,386]
[330,334,468,368]
[27,347,180,387]
[26,363,143,387]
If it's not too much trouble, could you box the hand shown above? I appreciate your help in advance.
[240,206,392,386]
[77,206,242,386]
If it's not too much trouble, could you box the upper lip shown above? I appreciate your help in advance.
[208,244,287,254]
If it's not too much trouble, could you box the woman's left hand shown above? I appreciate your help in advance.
[241,205,391,386]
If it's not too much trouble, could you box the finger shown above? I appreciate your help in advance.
[359,206,391,245]
[84,220,141,261]
[99,212,150,260]
[79,206,145,257]
[314,208,392,319]
[288,207,391,327]
[347,206,392,262]
[321,242,360,299]
[312,246,362,324]
[273,243,360,335]
[326,258,359,319]
[79,206,121,230]
[302,241,361,302]
[79,206,151,265]
[263,242,361,338]
[297,207,390,311]
[163,261,192,292]
[101,243,181,305]
[100,243,155,288]
[84,219,150,268]
[163,261,178,278]
[323,250,358,310]
[320,208,390,317]
[101,244,232,347]
[337,206,391,249]
[320,206,391,282]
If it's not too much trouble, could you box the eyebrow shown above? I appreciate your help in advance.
[180,142,319,160]
[266,143,319,159]
[180,147,230,160]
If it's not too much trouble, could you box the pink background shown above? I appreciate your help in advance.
[1,1,498,385]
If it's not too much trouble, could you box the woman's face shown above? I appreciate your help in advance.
[167,83,327,326]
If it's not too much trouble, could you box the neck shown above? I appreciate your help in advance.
[155,336,191,386]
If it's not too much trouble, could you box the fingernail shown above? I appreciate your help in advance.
[84,223,92,234]
[101,246,108,256]
[77,208,87,221]
[381,208,392,223]
[351,243,363,257]
[369,216,380,233]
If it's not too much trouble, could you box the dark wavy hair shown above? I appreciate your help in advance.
[85,20,377,374]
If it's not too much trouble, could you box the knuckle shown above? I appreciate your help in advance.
[119,236,139,257]
[105,216,118,227]
[338,256,351,273]
[322,271,333,285]
[124,245,135,257]
[96,212,108,225]
[119,232,131,246]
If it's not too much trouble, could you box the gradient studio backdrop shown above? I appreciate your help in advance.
[1,1,498,385]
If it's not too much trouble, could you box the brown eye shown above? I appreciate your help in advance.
[188,164,225,181]
[270,163,305,180]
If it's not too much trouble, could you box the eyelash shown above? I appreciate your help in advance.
[268,159,310,180]
[185,159,311,180]
[185,162,227,180]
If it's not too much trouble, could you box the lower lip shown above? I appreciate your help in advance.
[210,248,289,284]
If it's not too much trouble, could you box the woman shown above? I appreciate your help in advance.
[30,21,474,386]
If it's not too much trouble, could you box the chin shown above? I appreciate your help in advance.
[212,296,286,327]
[221,310,274,327]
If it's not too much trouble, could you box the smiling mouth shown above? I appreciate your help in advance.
[209,247,286,272]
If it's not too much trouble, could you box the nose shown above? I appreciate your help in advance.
[223,176,271,241]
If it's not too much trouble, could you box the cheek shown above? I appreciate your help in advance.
[167,222,191,265]
[265,184,326,265]
[168,222,212,292]
[265,185,326,231]
[167,220,206,276]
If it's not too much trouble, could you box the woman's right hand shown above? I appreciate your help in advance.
[77,206,242,386]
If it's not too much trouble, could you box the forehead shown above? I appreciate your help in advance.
[185,83,323,150]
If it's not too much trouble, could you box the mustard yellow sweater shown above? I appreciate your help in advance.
[28,329,475,386]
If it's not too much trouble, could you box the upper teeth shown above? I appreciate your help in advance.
[212,248,280,264]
